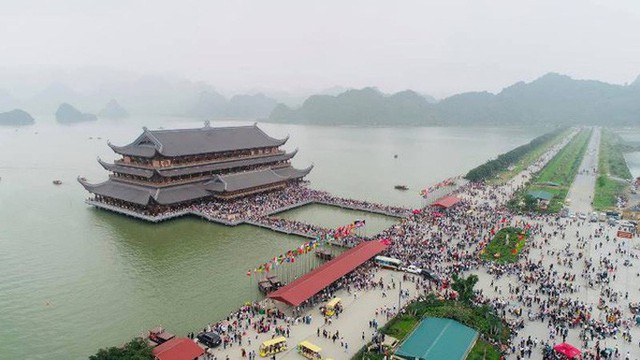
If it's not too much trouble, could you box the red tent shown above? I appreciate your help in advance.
[553,343,581,359]
[430,196,461,209]
[268,240,388,306]
[152,337,204,360]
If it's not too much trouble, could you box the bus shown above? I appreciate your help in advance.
[374,256,403,270]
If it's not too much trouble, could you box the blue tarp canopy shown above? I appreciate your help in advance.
[527,190,554,201]
[394,317,479,360]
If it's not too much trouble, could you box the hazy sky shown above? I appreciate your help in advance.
[1,0,640,97]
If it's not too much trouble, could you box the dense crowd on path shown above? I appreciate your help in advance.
[186,129,640,360]
[190,184,410,224]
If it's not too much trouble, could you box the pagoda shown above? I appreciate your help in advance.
[79,122,312,217]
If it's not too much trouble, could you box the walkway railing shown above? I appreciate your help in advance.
[86,196,412,240]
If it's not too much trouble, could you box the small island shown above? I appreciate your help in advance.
[99,99,128,119]
[55,103,97,123]
[0,109,35,126]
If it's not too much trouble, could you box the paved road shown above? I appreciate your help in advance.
[566,127,600,214]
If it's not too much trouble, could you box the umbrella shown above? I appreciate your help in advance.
[553,342,581,358]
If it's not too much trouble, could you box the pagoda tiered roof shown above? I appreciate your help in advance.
[79,165,313,206]
[98,149,299,179]
[108,123,288,158]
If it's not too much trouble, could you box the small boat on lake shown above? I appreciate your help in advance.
[147,326,175,346]
[394,185,409,191]
[53,180,62,185]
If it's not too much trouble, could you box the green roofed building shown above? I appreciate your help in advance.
[393,317,478,360]
[527,190,554,201]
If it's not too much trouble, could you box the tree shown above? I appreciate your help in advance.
[451,273,479,304]
[89,338,154,360]
[523,194,538,212]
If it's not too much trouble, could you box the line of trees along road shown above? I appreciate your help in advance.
[464,128,567,182]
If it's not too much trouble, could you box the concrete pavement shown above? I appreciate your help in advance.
[566,127,600,214]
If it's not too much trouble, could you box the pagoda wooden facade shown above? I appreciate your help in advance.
[79,123,312,215]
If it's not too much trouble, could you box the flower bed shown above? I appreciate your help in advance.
[480,227,528,264]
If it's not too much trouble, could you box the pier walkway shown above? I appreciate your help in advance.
[87,194,410,243]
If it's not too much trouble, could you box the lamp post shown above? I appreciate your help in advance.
[398,277,403,311]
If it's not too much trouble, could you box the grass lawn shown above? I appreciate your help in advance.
[593,175,627,211]
[382,315,419,341]
[514,128,591,213]
[480,227,528,263]
[467,339,502,360]
[534,129,591,186]
[593,129,631,211]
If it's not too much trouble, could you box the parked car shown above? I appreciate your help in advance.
[401,265,422,275]
[197,332,222,348]
[578,212,587,220]
[421,270,441,282]
[598,212,607,222]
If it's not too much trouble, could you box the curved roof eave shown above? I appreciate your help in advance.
[253,122,290,146]
[77,176,106,191]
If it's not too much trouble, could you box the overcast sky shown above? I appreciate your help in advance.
[1,0,639,97]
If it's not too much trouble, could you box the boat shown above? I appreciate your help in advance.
[394,185,409,191]
[258,280,273,294]
[315,249,333,260]
[52,180,62,185]
[147,326,175,346]
[266,275,283,289]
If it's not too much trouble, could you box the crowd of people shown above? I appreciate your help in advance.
[177,129,640,359]
[190,184,410,225]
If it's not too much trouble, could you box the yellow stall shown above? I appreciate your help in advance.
[260,336,287,357]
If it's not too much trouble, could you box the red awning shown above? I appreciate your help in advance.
[268,240,389,306]
[431,196,461,209]
[553,343,581,359]
[152,338,204,360]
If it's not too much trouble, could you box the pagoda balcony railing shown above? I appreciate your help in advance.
[109,163,291,187]
[114,150,286,169]
[109,174,211,187]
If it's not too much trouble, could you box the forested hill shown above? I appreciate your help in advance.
[269,88,437,126]
[268,73,640,126]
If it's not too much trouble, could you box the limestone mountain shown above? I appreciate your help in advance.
[187,91,278,119]
[99,99,129,119]
[187,91,228,118]
[0,109,35,126]
[269,73,640,126]
[226,94,278,118]
[55,103,97,123]
[269,87,436,126]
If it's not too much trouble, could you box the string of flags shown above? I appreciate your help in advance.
[419,177,458,198]
[247,219,367,275]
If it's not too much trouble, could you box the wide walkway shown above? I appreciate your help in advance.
[566,127,600,214]
[208,269,419,359]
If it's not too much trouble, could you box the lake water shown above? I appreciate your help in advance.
[0,116,543,359]
[614,129,640,178]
